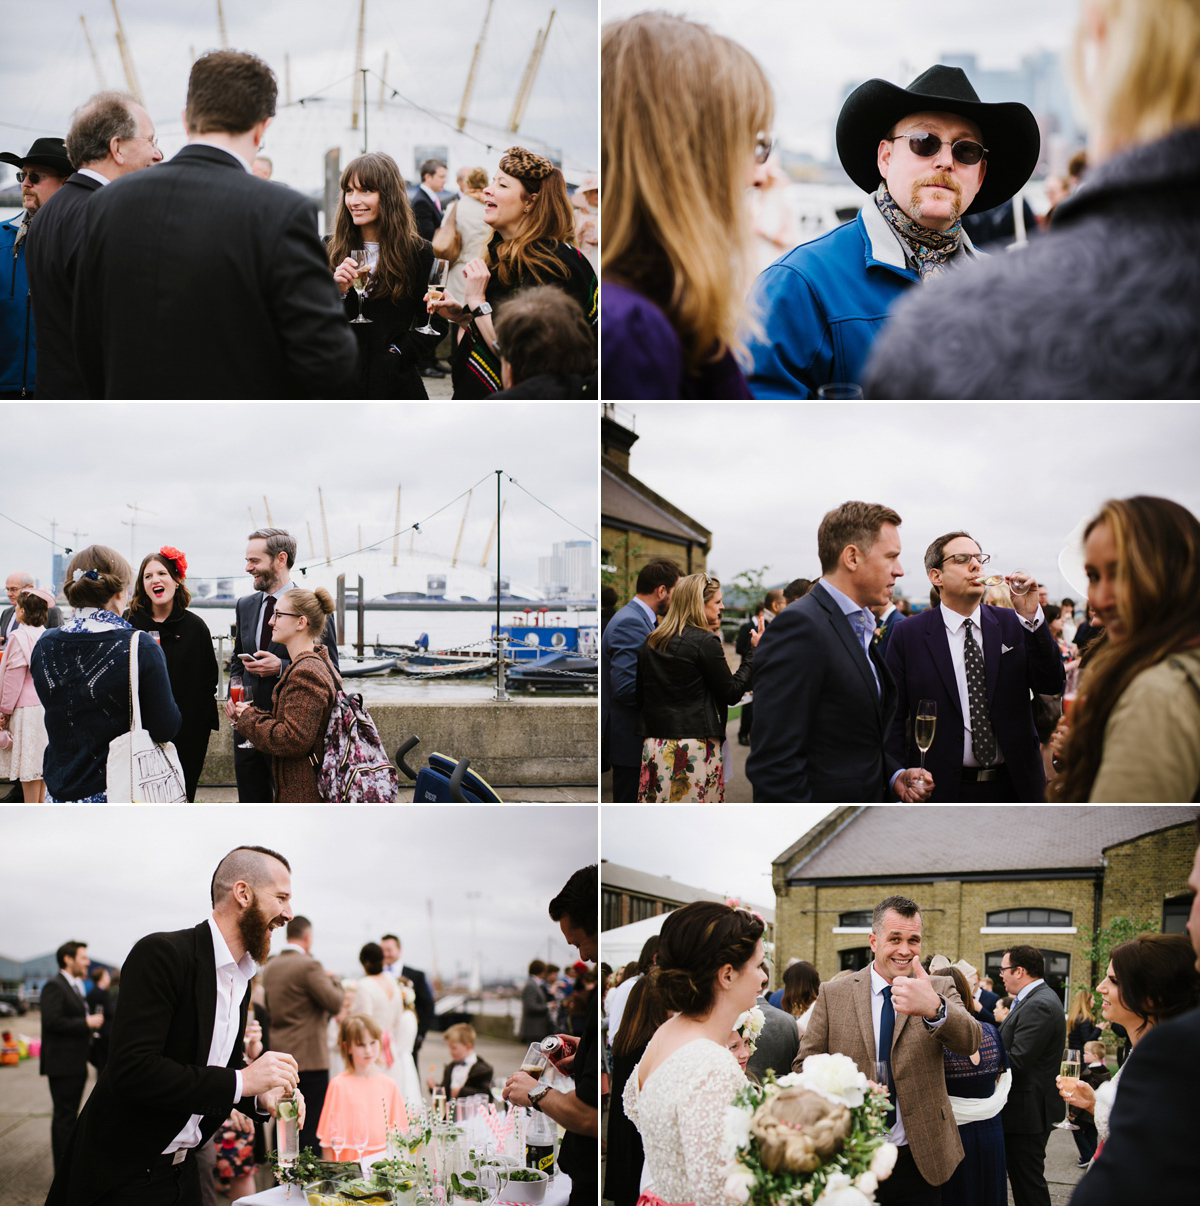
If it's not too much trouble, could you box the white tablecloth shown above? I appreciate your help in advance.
[239,1173,572,1206]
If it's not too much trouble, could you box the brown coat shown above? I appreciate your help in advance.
[237,646,338,802]
[261,948,345,1071]
[796,967,982,1187]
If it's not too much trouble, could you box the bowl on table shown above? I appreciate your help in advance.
[497,1169,549,1205]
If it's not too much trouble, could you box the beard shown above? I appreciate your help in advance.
[910,173,963,221]
[237,892,277,964]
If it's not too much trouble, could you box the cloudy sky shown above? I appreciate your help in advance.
[601,0,1081,158]
[1,0,597,189]
[603,804,836,910]
[0,402,596,596]
[0,805,596,981]
[614,402,1200,604]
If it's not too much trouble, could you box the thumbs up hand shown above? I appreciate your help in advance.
[890,958,943,1019]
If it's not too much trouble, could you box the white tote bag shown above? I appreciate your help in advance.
[106,630,188,803]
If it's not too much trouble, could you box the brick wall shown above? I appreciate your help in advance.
[1101,821,1196,928]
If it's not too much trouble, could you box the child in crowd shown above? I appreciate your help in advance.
[1072,1039,1111,1167]
[425,1023,495,1102]
[318,1014,406,1161]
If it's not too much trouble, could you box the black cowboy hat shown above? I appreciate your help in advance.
[0,136,72,178]
[836,64,1040,216]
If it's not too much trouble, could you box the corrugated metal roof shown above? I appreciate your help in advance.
[782,806,1194,881]
[601,467,710,544]
[601,861,775,922]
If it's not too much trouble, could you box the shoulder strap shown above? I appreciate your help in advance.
[128,631,143,732]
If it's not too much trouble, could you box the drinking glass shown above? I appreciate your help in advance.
[414,259,450,335]
[352,1112,371,1160]
[873,1061,889,1096]
[1055,1047,1081,1129]
[975,571,1035,595]
[915,700,936,787]
[329,1123,346,1162]
[816,383,864,399]
[230,678,254,750]
[431,1086,448,1124]
[349,249,373,324]
[277,1092,300,1167]
[520,1043,549,1082]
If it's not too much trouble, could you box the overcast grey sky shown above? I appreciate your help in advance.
[1,0,597,185]
[601,0,1080,158]
[0,805,596,981]
[0,402,595,595]
[602,804,836,909]
[616,402,1200,604]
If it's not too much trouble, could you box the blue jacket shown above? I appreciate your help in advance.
[745,201,983,399]
[601,597,655,769]
[1,214,35,396]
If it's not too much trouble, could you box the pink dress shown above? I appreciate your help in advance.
[0,624,47,782]
[316,1070,406,1160]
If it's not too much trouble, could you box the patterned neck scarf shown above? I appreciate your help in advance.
[875,184,963,281]
[61,607,132,634]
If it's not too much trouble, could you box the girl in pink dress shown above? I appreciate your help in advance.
[317,1015,407,1162]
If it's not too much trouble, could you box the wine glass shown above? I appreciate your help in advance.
[352,1112,371,1161]
[414,259,450,335]
[915,699,936,787]
[349,249,373,324]
[1055,1047,1082,1129]
[974,571,1035,596]
[230,677,255,750]
[329,1122,346,1163]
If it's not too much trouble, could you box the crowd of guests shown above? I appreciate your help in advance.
[520,958,597,1042]
[3,49,596,401]
[601,866,1200,1206]
[601,0,1200,398]
[601,493,1200,802]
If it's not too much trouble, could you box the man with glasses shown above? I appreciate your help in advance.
[26,92,162,398]
[745,65,1038,398]
[883,531,1064,802]
[0,136,70,397]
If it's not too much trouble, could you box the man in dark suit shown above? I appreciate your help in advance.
[47,845,301,1206]
[601,559,680,802]
[40,941,105,1173]
[381,933,435,1058]
[998,944,1066,1206]
[26,91,162,398]
[1070,832,1200,1205]
[224,528,339,803]
[1,570,62,642]
[747,500,932,802]
[746,992,799,1081]
[411,158,447,241]
[519,959,552,1041]
[885,531,1065,802]
[73,50,356,399]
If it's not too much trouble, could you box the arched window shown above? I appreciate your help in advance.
[985,908,1073,929]
[985,948,1072,1005]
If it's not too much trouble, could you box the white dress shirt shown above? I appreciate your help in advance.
[818,578,880,695]
[448,1051,478,1095]
[163,917,256,1154]
[255,580,298,652]
[1012,976,1046,1007]
[77,167,110,186]
[420,182,443,212]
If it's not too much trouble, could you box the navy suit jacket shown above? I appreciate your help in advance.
[231,589,340,709]
[601,598,655,774]
[746,581,901,802]
[410,189,442,243]
[884,604,1064,802]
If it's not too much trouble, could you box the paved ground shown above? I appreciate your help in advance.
[0,1012,525,1206]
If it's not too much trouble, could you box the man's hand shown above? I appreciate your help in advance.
[243,1018,263,1061]
[242,1049,299,1098]
[1009,574,1039,621]
[426,1072,439,1090]
[546,1033,579,1074]
[893,768,935,802]
[890,960,942,1019]
[242,651,282,677]
[501,1070,540,1108]
[258,1085,306,1125]
[86,1013,105,1030]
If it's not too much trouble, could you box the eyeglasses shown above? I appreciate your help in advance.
[940,552,990,566]
[16,169,62,184]
[754,132,774,165]
[123,135,160,149]
[271,610,302,620]
[998,964,1014,973]
[890,131,988,167]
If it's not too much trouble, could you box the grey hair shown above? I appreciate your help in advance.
[10,572,34,587]
[66,91,139,168]
[248,527,297,569]
[924,530,977,576]
[872,895,921,933]
[210,845,291,905]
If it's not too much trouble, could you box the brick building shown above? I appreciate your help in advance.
[772,806,1196,1003]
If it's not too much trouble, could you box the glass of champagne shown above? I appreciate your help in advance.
[915,699,936,788]
[975,571,1035,596]
[431,1086,448,1125]
[1055,1047,1082,1129]
[414,259,450,335]
[349,249,373,324]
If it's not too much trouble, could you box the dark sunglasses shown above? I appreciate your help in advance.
[891,131,988,167]
[17,169,62,184]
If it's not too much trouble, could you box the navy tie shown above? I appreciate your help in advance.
[879,985,896,1125]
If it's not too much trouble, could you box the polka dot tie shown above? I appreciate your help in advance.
[963,618,998,764]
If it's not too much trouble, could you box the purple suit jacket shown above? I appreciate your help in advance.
[883,603,1064,801]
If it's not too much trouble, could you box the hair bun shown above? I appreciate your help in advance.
[500,146,554,182]
[313,586,336,615]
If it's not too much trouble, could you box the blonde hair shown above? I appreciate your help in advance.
[601,13,773,374]
[279,587,336,644]
[338,1012,382,1062]
[444,1022,476,1046]
[1072,0,1200,155]
[646,573,718,651]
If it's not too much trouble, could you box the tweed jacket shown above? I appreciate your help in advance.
[235,646,338,802]
[260,947,345,1072]
[796,966,982,1186]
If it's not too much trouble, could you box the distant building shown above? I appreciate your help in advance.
[539,540,597,599]
[772,806,1195,1003]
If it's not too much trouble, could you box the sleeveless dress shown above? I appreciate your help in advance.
[622,1038,745,1206]
[355,974,423,1116]
[942,1022,1009,1206]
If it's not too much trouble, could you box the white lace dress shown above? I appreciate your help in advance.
[1093,1060,1125,1147]
[623,1038,745,1206]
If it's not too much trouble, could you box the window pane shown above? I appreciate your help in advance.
[839,947,871,972]
[1163,897,1190,934]
[839,910,873,927]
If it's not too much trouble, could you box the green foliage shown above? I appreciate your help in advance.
[724,565,772,612]
[600,533,645,602]
[1073,914,1159,1003]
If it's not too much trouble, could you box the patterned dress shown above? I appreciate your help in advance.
[639,738,724,803]
[212,1117,255,1193]
[942,1021,1009,1206]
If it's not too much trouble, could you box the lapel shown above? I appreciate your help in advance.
[814,584,879,713]
[925,609,962,718]
[59,971,84,1013]
[193,920,218,1064]
[981,605,1002,703]
[853,969,876,1060]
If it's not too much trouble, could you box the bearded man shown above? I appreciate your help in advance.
[47,846,301,1206]
[745,64,1039,398]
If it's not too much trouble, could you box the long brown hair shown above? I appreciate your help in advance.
[611,974,668,1059]
[780,960,820,1017]
[130,553,191,614]
[328,152,424,301]
[486,167,576,287]
[1052,496,1200,801]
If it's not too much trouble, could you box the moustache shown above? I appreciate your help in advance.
[916,173,963,200]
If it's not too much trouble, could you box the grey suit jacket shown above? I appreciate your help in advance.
[746,994,800,1081]
[1,604,62,640]
[999,979,1066,1133]
[519,976,551,1040]
[231,589,339,709]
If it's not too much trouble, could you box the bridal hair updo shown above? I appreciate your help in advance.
[654,899,764,1017]
[63,545,132,608]
[279,587,336,644]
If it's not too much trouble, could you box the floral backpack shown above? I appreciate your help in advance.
[312,662,400,802]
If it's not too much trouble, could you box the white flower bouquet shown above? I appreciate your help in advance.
[735,1007,766,1054]
[400,981,417,1011]
[721,1053,897,1206]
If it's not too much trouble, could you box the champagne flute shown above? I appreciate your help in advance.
[915,699,936,788]
[349,249,373,324]
[414,259,450,335]
[329,1122,346,1163]
[974,571,1035,596]
[352,1112,370,1161]
[1055,1047,1082,1129]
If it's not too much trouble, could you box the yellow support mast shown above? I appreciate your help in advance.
[507,8,554,133]
[457,0,494,131]
[110,0,144,104]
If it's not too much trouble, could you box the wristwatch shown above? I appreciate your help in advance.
[467,301,493,320]
[927,996,948,1024]
[528,1083,552,1111]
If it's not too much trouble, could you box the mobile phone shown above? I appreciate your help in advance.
[238,653,259,663]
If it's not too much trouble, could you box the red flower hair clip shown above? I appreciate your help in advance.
[159,545,188,580]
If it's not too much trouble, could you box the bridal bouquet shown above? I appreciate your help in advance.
[399,981,417,1011]
[735,1007,766,1053]
[721,1054,897,1206]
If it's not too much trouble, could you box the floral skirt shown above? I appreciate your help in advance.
[213,1117,256,1191]
[639,737,724,802]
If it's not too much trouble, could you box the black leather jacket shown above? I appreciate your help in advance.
[636,624,754,739]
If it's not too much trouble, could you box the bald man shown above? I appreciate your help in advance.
[1,571,61,643]
[48,846,302,1206]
